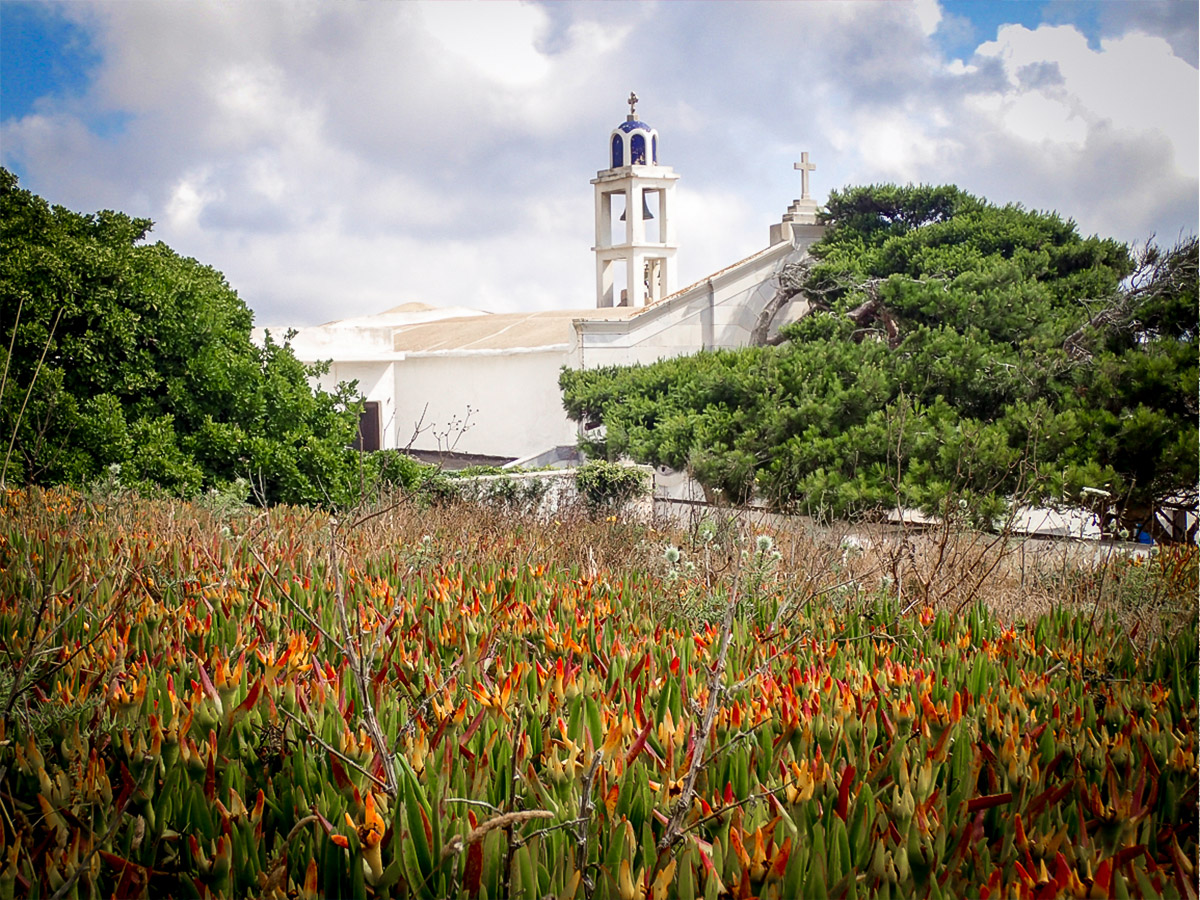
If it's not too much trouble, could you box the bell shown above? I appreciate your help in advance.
[619,194,654,221]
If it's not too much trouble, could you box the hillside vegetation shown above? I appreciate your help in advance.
[561,185,1198,535]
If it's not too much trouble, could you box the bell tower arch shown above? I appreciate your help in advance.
[591,93,679,308]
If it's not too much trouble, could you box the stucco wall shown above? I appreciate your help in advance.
[395,349,577,460]
[574,240,801,370]
[312,361,399,449]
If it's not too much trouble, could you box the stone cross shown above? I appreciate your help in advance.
[628,92,639,118]
[794,152,816,200]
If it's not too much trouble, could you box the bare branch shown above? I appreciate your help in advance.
[327,519,399,797]
[280,707,390,793]
[574,748,604,883]
[2,307,63,488]
[1064,236,1198,360]
[652,576,741,880]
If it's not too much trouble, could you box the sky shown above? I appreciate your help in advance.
[2,1,1197,328]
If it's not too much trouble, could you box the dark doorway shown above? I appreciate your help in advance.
[353,401,381,452]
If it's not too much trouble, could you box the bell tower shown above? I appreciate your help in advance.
[592,93,679,308]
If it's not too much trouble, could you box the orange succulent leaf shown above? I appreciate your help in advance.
[301,858,319,900]
[768,835,792,880]
[651,859,676,900]
[604,783,620,817]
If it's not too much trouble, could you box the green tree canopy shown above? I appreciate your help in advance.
[561,184,1198,535]
[0,168,364,505]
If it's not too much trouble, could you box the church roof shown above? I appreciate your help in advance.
[390,233,801,355]
[392,307,636,354]
[316,302,486,329]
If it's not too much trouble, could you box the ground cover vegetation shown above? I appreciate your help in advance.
[560,185,1198,537]
[1,486,1196,898]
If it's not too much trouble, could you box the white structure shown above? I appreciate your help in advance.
[255,99,826,465]
[592,92,679,308]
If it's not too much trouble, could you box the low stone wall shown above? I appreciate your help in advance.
[454,466,654,520]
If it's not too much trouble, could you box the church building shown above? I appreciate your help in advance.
[257,96,826,467]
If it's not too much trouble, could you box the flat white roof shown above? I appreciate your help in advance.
[391,307,636,353]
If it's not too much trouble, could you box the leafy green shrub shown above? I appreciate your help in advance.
[0,168,361,506]
[560,185,1197,532]
[366,450,454,503]
[454,472,552,514]
[574,460,649,512]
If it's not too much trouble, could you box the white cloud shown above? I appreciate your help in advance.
[1,1,1195,328]
[165,169,219,232]
[850,113,955,182]
[969,90,1086,146]
[976,25,1197,176]
[913,0,943,37]
[418,1,551,87]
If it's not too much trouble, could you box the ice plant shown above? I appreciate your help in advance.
[0,488,1195,898]
[343,791,387,884]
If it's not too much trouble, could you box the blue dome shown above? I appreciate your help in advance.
[608,99,659,168]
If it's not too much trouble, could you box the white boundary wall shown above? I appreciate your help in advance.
[455,466,655,520]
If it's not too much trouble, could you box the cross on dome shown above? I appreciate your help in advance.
[627,92,639,119]
[794,152,816,200]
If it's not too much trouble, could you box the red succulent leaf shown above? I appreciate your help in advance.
[329,755,353,792]
[1053,853,1074,892]
[234,678,262,717]
[625,715,654,767]
[628,651,649,686]
[465,837,484,896]
[195,659,220,705]
[204,746,217,802]
[769,835,792,880]
[429,712,450,752]
[1026,779,1075,821]
[1114,844,1148,871]
[836,764,856,822]
[459,709,486,752]
[1093,858,1114,895]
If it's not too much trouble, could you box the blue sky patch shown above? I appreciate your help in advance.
[1,3,96,120]
[1,3,132,144]
[936,1,1115,62]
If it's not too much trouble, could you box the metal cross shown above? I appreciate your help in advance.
[794,152,816,200]
[628,92,638,118]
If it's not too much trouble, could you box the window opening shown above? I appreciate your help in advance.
[630,134,646,165]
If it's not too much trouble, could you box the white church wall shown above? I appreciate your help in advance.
[251,323,397,369]
[394,349,576,460]
[310,360,399,449]
[709,252,791,345]
[575,240,802,370]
